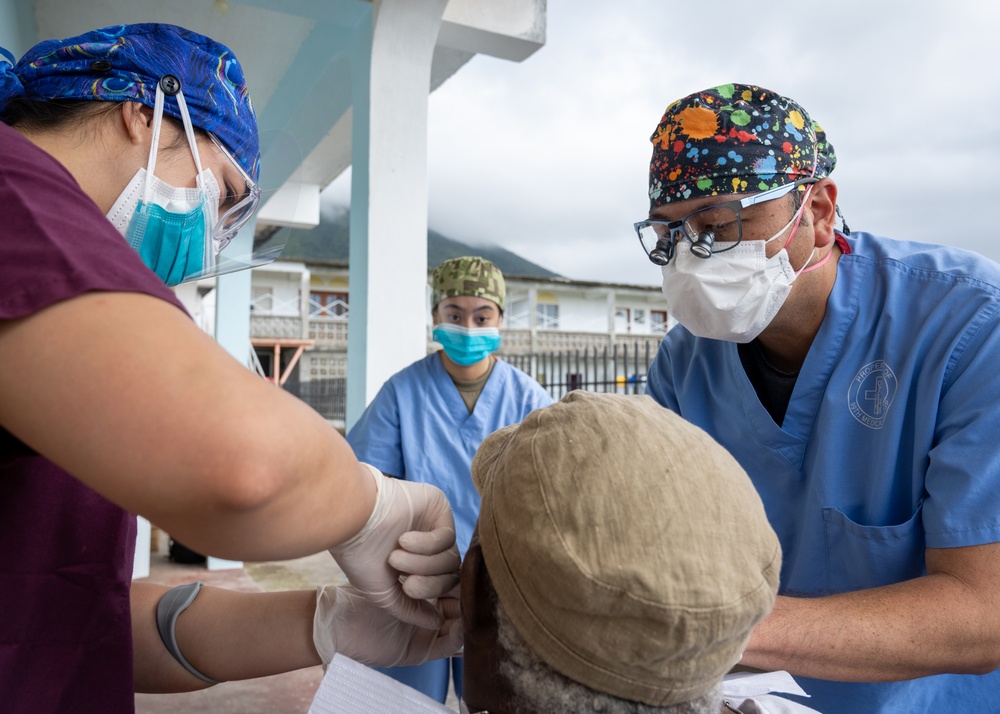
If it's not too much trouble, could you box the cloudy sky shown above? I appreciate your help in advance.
[326,0,1000,287]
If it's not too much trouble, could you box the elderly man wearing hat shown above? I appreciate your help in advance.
[461,390,822,714]
[638,83,1000,711]
[347,256,552,702]
[0,24,463,712]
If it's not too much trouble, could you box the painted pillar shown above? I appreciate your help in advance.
[345,0,450,430]
[607,289,617,347]
[528,286,539,353]
[206,220,257,571]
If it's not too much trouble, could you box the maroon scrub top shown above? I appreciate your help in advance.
[0,121,185,713]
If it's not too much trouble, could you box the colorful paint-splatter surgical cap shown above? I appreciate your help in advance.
[648,83,836,208]
[431,257,506,312]
[0,23,259,181]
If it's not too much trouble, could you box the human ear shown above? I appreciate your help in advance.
[119,101,154,146]
[807,179,838,248]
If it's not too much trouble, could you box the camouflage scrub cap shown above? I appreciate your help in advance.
[0,23,259,181]
[431,257,506,312]
[648,83,836,208]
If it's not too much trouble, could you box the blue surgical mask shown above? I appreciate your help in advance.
[126,181,213,286]
[432,324,502,366]
[106,81,220,287]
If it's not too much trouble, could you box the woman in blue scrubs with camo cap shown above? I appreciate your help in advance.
[348,256,553,703]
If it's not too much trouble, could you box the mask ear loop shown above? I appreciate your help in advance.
[788,144,830,275]
[782,184,813,252]
[174,89,205,176]
[141,79,205,201]
[141,84,166,208]
[800,245,834,274]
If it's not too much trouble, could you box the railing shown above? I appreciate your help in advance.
[500,342,657,401]
[283,342,660,424]
[499,329,662,356]
[250,314,304,340]
[285,378,346,424]
[251,293,300,316]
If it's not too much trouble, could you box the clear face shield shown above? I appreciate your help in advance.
[152,77,297,285]
[179,129,298,284]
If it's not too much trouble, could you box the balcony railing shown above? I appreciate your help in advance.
[250,314,304,340]
[498,329,662,356]
[249,307,664,355]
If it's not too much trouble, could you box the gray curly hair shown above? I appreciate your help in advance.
[484,575,722,714]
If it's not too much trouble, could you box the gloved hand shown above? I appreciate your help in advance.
[328,463,461,628]
[312,584,462,667]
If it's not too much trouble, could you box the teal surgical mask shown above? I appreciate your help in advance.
[432,324,502,366]
[106,80,220,286]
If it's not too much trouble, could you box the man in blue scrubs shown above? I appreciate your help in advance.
[639,83,1000,713]
[347,256,553,702]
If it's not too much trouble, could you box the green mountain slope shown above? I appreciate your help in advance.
[277,207,562,279]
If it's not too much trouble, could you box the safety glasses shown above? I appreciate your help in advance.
[208,132,261,250]
[634,178,819,266]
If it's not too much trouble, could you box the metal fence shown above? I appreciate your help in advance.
[500,342,657,401]
[286,378,347,423]
[289,342,658,424]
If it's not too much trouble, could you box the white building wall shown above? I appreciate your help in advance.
[252,270,303,316]
[506,284,668,336]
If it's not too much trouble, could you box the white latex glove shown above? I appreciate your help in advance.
[328,463,461,628]
[313,584,462,667]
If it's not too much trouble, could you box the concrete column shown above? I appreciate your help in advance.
[207,220,257,572]
[528,286,538,353]
[607,289,617,347]
[345,0,450,430]
[300,266,311,340]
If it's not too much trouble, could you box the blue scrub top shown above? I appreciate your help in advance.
[348,353,553,557]
[647,232,1000,712]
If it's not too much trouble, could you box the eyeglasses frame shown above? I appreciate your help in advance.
[634,177,820,266]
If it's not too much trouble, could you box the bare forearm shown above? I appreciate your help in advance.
[742,574,1000,681]
[144,419,377,562]
[132,582,320,693]
[0,293,376,561]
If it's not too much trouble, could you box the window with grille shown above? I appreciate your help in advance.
[309,291,349,320]
[537,303,559,329]
[251,287,273,312]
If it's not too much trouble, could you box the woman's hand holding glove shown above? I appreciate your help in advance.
[328,463,461,629]
[312,585,462,667]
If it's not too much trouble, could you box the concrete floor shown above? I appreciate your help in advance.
[134,530,459,713]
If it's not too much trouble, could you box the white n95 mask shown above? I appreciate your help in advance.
[661,190,822,343]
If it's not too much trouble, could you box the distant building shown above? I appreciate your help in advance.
[179,208,671,429]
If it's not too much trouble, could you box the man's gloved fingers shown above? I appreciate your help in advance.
[399,571,461,601]
[397,526,457,556]
[388,543,459,576]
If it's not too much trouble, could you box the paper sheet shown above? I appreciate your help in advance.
[722,670,809,698]
[308,657,808,713]
[308,655,456,714]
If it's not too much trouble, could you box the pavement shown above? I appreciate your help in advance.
[134,529,460,713]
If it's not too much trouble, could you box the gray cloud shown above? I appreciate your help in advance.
[326,0,1000,286]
